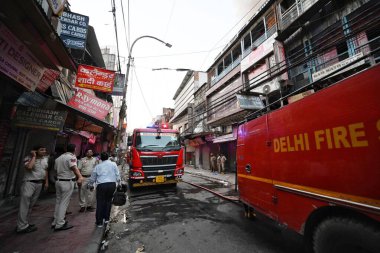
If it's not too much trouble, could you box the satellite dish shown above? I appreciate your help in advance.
[263,85,271,94]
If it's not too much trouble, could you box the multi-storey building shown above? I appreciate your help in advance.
[170,71,207,165]
[205,0,379,172]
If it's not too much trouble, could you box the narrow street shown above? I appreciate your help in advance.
[104,173,305,253]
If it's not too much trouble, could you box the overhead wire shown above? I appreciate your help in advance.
[120,0,130,53]
[184,9,380,125]
[163,0,176,40]
[131,61,154,119]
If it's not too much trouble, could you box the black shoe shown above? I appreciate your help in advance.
[54,223,73,231]
[17,225,37,234]
[52,220,67,229]
[86,207,96,212]
[79,207,86,212]
[66,211,72,215]
[29,224,36,227]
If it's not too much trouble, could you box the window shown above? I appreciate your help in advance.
[224,54,232,69]
[217,62,224,75]
[232,45,241,62]
[279,0,296,14]
[251,20,266,47]
[243,33,251,51]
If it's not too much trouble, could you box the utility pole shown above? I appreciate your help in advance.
[115,36,172,148]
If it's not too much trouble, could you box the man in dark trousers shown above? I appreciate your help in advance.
[88,152,121,227]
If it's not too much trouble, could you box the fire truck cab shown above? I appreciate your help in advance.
[127,127,184,189]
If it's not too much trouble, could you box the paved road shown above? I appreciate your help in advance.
[104,174,306,253]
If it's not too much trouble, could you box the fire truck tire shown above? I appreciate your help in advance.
[313,217,380,253]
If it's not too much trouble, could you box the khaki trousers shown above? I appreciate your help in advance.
[79,177,95,208]
[52,181,74,228]
[17,181,43,230]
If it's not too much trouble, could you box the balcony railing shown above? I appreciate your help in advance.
[280,0,318,30]
[211,56,242,86]
[242,26,277,59]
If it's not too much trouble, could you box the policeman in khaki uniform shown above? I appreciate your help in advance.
[78,149,98,212]
[16,145,49,233]
[52,144,83,231]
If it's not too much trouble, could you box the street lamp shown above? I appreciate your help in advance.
[116,36,172,148]
[152,67,194,72]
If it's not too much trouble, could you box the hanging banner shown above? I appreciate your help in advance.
[75,64,116,93]
[68,89,112,120]
[0,22,44,91]
[47,0,67,15]
[59,11,89,50]
[13,106,67,131]
[112,73,125,96]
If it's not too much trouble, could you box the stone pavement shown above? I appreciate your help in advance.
[184,165,237,188]
[0,190,104,253]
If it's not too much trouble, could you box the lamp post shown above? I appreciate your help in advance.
[116,36,172,148]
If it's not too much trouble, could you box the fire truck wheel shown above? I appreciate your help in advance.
[313,217,380,253]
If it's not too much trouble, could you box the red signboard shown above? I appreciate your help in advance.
[75,64,115,93]
[68,89,112,120]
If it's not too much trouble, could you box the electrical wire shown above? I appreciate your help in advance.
[163,0,176,40]
[120,0,130,53]
[131,62,154,119]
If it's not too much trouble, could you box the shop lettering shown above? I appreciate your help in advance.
[273,121,370,153]
[377,119,380,141]
[7,47,42,78]
[75,92,111,111]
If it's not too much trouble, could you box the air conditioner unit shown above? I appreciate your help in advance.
[212,127,222,133]
[252,79,280,95]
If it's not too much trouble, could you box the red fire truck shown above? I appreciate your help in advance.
[127,128,184,189]
[237,65,380,252]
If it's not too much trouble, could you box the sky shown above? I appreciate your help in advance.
[69,0,266,131]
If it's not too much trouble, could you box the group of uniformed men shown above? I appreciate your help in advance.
[16,143,100,233]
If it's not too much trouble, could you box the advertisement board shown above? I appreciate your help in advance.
[75,65,116,93]
[13,106,67,131]
[112,73,125,96]
[68,89,112,120]
[59,11,89,50]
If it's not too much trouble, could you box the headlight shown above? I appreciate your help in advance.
[132,171,142,177]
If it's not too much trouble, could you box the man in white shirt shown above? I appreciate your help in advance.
[88,152,121,227]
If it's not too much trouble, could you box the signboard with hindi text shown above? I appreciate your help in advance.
[68,89,112,120]
[75,65,115,93]
[13,106,67,131]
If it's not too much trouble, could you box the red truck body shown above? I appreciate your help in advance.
[128,128,184,188]
[237,65,380,250]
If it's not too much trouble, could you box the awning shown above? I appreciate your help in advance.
[213,133,236,144]
[55,100,115,130]
[0,0,77,71]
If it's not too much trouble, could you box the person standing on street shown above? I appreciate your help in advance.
[78,149,98,212]
[52,144,83,231]
[210,153,216,173]
[217,154,222,174]
[88,152,121,227]
[16,145,49,234]
[220,154,227,174]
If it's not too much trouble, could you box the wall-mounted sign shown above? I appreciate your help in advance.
[237,94,265,110]
[59,11,89,50]
[68,89,112,120]
[312,52,365,82]
[112,73,125,96]
[75,65,115,93]
[13,106,67,131]
[0,22,58,92]
[0,22,44,91]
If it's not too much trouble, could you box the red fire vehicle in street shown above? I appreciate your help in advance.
[127,127,184,189]
[237,65,380,252]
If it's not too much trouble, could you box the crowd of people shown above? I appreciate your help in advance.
[15,144,121,234]
[209,153,227,174]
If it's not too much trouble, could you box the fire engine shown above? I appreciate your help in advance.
[237,65,380,252]
[127,127,184,189]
